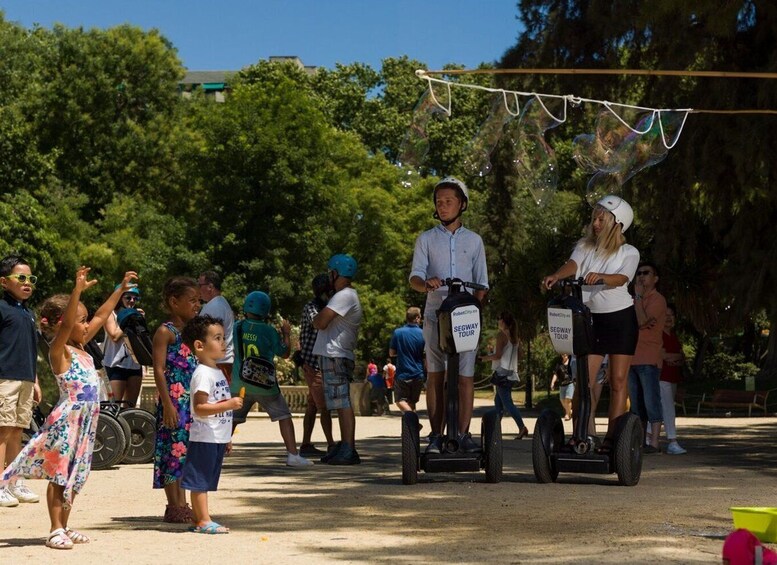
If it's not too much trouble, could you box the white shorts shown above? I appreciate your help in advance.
[423,320,476,377]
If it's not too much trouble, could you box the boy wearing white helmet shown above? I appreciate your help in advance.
[542,195,640,452]
[409,177,489,454]
[313,254,363,465]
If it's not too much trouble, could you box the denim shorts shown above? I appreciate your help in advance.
[628,364,663,424]
[559,382,575,400]
[423,321,476,377]
[319,357,355,410]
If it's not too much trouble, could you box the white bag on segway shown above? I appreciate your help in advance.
[547,292,594,356]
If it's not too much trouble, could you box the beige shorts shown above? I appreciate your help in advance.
[0,379,35,428]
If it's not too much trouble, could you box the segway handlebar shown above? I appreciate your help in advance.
[554,277,604,289]
[442,277,488,292]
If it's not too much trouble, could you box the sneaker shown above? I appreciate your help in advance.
[299,443,326,457]
[286,452,314,467]
[458,432,480,454]
[0,487,19,507]
[320,442,341,463]
[8,480,40,503]
[327,442,361,465]
[643,445,660,454]
[666,441,687,455]
[425,434,442,455]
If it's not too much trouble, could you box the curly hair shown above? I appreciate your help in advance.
[181,314,223,349]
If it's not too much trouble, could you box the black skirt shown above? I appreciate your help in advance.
[591,306,638,356]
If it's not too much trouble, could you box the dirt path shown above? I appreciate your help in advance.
[2,398,775,563]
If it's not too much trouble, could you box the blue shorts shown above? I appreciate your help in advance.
[181,442,227,492]
[319,357,354,410]
[559,382,575,400]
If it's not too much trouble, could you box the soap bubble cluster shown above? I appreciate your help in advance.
[397,83,450,173]
[462,92,519,178]
[507,96,566,206]
[573,108,687,203]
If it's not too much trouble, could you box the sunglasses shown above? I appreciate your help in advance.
[123,295,140,302]
[6,274,38,285]
[636,270,653,276]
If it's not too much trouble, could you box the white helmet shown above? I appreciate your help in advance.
[433,176,469,206]
[596,194,634,232]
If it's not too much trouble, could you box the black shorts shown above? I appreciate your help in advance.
[395,378,424,405]
[105,366,142,382]
[591,306,638,356]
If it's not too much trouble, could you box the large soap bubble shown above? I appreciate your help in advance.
[575,107,689,203]
[397,82,451,171]
[506,96,565,205]
[462,91,519,177]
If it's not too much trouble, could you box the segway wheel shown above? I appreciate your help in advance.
[116,410,132,460]
[401,413,420,485]
[482,410,503,483]
[119,408,156,464]
[532,409,563,483]
[613,413,643,487]
[92,413,127,470]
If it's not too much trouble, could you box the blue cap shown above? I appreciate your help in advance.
[327,254,357,279]
[243,291,271,317]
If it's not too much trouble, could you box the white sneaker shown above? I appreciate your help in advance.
[8,480,40,503]
[286,453,314,467]
[0,486,19,507]
[666,441,687,455]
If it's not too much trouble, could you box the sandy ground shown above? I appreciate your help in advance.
[2,396,776,564]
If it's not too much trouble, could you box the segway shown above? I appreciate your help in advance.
[532,277,642,486]
[402,277,502,484]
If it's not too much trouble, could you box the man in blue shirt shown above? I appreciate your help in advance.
[409,177,488,454]
[389,307,425,414]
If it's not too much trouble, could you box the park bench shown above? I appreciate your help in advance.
[696,389,775,417]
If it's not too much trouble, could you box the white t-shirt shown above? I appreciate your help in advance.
[200,295,235,363]
[312,286,362,360]
[569,241,640,313]
[189,364,233,444]
[498,342,519,374]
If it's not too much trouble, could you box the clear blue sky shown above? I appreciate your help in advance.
[0,0,523,71]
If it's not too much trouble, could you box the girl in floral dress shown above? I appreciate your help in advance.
[1,267,137,550]
[152,277,200,523]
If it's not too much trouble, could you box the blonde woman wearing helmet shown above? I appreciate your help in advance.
[542,195,640,453]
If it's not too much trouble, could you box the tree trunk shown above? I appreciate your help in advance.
[693,334,710,381]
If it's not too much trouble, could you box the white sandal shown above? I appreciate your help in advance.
[65,527,90,544]
[46,528,74,550]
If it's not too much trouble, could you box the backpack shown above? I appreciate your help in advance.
[117,308,153,366]
[237,321,277,390]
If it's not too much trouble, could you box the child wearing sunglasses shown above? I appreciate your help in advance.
[0,254,42,508]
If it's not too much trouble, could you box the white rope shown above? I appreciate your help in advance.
[415,70,693,150]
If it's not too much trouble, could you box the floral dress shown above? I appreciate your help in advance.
[1,346,100,505]
[153,322,197,488]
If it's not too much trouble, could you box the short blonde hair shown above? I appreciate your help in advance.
[406,307,421,324]
[579,205,626,257]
